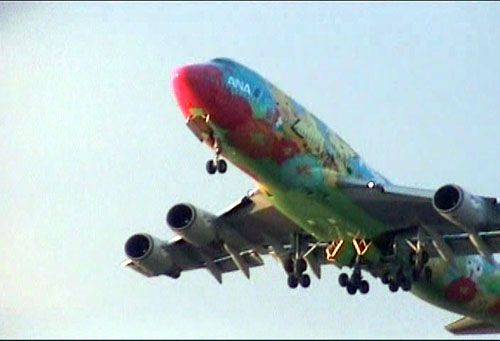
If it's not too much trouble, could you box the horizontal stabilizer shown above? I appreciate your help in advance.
[446,317,500,335]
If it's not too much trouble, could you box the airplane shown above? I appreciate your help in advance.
[122,57,500,335]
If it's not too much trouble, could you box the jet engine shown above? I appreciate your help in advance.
[432,184,498,229]
[166,203,218,247]
[124,233,179,278]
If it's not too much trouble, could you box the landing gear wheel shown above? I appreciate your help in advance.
[412,268,420,282]
[346,282,357,295]
[396,268,405,284]
[401,277,412,292]
[351,273,362,287]
[359,280,369,294]
[409,253,416,266]
[287,275,299,289]
[217,159,227,173]
[284,258,294,274]
[388,281,399,293]
[169,269,181,279]
[424,266,432,281]
[296,258,307,274]
[299,274,311,288]
[206,160,216,174]
[339,273,349,287]
[421,250,429,265]
[381,272,390,285]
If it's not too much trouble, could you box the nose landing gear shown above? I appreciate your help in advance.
[206,159,227,174]
[206,143,227,175]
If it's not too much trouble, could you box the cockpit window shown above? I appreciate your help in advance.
[211,58,236,65]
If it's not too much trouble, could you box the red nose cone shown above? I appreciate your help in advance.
[171,66,193,119]
[171,64,219,119]
[171,63,253,130]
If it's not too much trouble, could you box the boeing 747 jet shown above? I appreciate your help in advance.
[122,58,500,335]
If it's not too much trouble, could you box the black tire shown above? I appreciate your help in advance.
[401,277,412,292]
[287,275,299,289]
[339,273,349,287]
[296,258,307,274]
[409,253,415,265]
[388,281,399,293]
[396,269,405,284]
[346,282,357,295]
[206,160,216,174]
[422,250,429,265]
[411,268,420,282]
[169,269,181,279]
[381,272,390,285]
[351,273,361,287]
[217,159,227,173]
[284,258,294,274]
[299,274,311,288]
[424,266,432,281]
[359,280,369,294]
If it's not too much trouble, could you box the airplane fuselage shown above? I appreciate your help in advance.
[172,58,500,326]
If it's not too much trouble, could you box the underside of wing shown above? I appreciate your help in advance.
[337,177,500,259]
[122,189,333,283]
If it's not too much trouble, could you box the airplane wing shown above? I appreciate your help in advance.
[122,189,332,283]
[337,177,500,259]
[123,178,500,283]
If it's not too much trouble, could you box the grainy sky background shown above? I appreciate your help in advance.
[1,1,500,338]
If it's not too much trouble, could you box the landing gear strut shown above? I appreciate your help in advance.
[285,256,310,289]
[409,249,430,282]
[206,142,227,175]
[285,233,311,289]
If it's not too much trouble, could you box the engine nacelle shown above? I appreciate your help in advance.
[432,184,497,229]
[123,233,179,278]
[166,203,218,247]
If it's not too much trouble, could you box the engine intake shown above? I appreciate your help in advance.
[123,233,178,278]
[167,203,195,230]
[125,234,152,259]
[166,203,217,246]
[433,184,462,212]
[432,184,498,229]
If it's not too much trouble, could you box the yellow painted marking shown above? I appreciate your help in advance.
[406,239,418,253]
[326,240,344,261]
[353,238,372,256]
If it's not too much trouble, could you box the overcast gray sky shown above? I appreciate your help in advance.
[2,1,500,338]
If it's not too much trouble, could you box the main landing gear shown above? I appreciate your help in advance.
[338,265,369,295]
[380,268,412,293]
[409,249,431,282]
[285,233,311,289]
[285,257,311,289]
[206,142,227,175]
[379,251,432,294]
